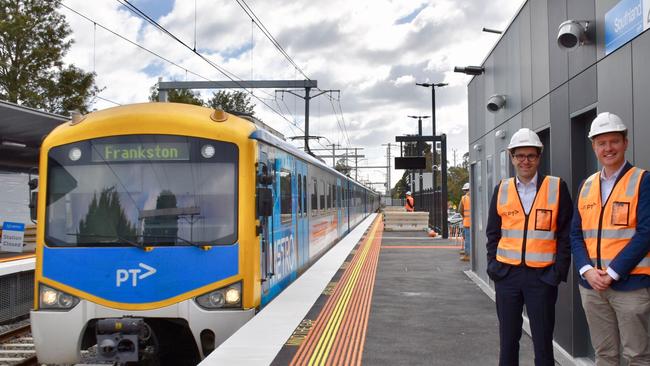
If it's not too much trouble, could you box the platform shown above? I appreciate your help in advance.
[203,214,540,365]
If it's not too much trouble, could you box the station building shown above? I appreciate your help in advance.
[465,0,650,362]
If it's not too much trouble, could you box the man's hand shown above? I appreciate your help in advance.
[584,268,610,291]
[597,269,613,288]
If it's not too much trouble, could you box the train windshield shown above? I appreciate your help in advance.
[45,135,238,247]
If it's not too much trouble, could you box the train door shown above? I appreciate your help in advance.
[296,160,309,271]
[336,178,343,238]
[257,149,274,303]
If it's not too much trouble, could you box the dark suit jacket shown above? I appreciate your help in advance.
[485,174,573,286]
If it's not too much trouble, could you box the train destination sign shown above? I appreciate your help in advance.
[91,142,190,162]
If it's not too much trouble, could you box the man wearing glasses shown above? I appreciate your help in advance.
[571,113,650,365]
[486,128,573,365]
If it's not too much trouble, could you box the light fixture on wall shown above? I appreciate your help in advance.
[1,140,27,148]
[495,130,507,139]
[473,143,482,152]
[557,20,590,50]
[486,95,506,112]
[453,66,485,75]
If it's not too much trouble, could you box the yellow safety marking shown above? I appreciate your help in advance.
[308,218,380,365]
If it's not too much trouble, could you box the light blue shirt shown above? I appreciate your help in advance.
[516,173,538,215]
[579,161,628,280]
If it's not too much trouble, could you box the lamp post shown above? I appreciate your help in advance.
[407,115,430,210]
[415,82,447,235]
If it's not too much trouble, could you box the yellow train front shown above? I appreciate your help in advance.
[30,102,379,364]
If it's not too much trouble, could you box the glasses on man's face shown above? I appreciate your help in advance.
[512,153,540,162]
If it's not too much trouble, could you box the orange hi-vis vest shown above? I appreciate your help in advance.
[405,196,414,212]
[496,176,561,268]
[461,194,471,227]
[577,167,650,275]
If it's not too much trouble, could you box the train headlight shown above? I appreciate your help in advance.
[39,284,80,310]
[195,282,242,309]
[225,288,241,305]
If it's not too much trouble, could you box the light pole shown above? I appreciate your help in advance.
[407,115,430,210]
[416,82,447,235]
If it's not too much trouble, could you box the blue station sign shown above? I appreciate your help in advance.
[605,0,650,55]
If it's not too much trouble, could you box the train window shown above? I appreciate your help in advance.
[280,169,292,223]
[311,178,318,216]
[327,183,332,209]
[319,180,325,211]
[333,185,337,208]
[297,173,302,216]
[303,176,307,215]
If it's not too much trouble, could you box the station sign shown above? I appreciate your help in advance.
[605,0,650,55]
[1,222,25,253]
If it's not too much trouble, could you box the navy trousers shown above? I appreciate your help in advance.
[495,266,558,366]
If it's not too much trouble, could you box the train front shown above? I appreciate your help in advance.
[30,103,259,365]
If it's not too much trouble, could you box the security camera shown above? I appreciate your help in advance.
[486,95,506,112]
[557,20,589,50]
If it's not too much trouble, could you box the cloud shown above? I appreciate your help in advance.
[60,0,525,189]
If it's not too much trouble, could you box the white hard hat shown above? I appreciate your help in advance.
[588,112,627,139]
[507,128,544,151]
[462,183,470,191]
[406,191,412,196]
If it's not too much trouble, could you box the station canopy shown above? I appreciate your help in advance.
[0,100,67,172]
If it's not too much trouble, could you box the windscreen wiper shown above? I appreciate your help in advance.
[66,233,146,250]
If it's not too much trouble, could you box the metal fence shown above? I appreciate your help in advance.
[0,271,33,324]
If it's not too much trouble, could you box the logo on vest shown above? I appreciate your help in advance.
[503,209,520,217]
[581,202,598,210]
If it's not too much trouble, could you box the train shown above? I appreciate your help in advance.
[29,102,380,365]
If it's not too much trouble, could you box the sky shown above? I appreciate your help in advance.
[59,0,526,192]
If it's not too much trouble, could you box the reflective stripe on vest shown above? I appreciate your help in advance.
[496,176,560,268]
[578,167,649,275]
[462,194,471,227]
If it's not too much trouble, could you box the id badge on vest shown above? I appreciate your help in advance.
[611,201,630,226]
[535,209,552,231]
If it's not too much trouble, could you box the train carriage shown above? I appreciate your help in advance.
[30,103,379,364]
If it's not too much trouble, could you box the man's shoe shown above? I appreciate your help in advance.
[459,249,465,255]
[460,255,470,262]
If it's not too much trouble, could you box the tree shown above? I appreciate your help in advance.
[0,0,100,114]
[447,166,469,209]
[149,87,204,106]
[207,90,255,115]
[391,170,410,199]
[334,159,352,176]
[78,187,137,244]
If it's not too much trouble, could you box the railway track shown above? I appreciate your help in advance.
[0,324,38,366]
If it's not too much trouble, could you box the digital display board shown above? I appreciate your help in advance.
[91,142,190,162]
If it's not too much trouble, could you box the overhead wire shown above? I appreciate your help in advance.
[234,0,310,80]
[62,2,300,131]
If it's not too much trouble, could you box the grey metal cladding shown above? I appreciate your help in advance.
[567,0,596,78]
[531,0,550,101]
[547,0,568,90]
[568,65,597,114]
[632,31,650,170]
[519,2,533,109]
[597,44,634,161]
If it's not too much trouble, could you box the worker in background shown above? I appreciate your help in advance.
[486,128,573,366]
[571,112,650,365]
[459,183,471,261]
[405,191,414,212]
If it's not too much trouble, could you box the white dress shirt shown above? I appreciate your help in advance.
[579,162,627,280]
[515,173,538,215]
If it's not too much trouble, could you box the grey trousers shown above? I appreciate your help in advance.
[579,286,650,366]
